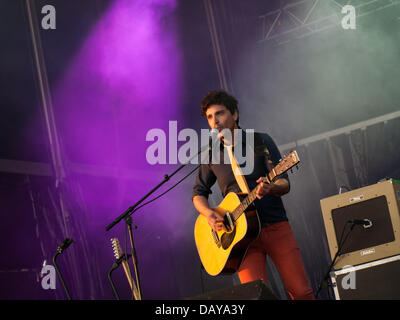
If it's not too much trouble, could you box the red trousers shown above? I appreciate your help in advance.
[238,221,315,300]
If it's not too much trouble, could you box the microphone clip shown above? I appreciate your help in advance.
[362,219,373,229]
[348,219,373,229]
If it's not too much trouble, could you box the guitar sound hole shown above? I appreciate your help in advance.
[220,227,236,250]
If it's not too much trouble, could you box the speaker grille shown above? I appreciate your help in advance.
[332,195,395,255]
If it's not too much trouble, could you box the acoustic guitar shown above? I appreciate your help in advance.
[194,150,300,276]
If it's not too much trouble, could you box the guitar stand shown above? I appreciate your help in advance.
[108,253,132,300]
[108,261,121,300]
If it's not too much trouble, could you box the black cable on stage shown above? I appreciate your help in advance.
[129,164,200,216]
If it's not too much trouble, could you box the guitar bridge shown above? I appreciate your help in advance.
[211,230,222,248]
[224,211,235,232]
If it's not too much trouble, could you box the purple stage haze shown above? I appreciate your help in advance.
[53,0,182,215]
[47,0,195,298]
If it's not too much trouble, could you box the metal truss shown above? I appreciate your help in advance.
[258,0,400,45]
[278,109,400,151]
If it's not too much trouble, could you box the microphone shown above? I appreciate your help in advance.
[57,238,74,253]
[208,129,220,163]
[348,219,373,228]
[209,128,219,145]
[198,129,219,153]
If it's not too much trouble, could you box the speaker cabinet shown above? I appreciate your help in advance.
[330,255,400,300]
[321,179,400,269]
[186,280,277,300]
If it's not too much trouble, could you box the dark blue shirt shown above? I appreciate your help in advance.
[192,131,289,226]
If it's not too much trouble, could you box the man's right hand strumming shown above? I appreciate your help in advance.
[206,211,226,232]
[193,195,227,232]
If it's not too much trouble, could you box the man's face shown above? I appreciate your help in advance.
[205,104,238,132]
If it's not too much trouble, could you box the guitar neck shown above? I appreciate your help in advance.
[231,182,262,221]
[231,150,299,221]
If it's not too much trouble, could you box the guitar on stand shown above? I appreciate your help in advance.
[194,150,300,276]
[111,238,141,300]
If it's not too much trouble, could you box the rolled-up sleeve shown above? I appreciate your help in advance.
[192,164,217,200]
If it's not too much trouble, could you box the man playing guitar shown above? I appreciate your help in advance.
[192,90,315,300]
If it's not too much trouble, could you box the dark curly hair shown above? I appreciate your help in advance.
[200,90,239,124]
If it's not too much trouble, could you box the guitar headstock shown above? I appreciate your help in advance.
[272,150,300,178]
[111,238,123,260]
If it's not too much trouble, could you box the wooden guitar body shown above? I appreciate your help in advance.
[194,192,260,276]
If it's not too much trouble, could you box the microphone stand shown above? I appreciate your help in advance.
[125,216,142,300]
[316,221,357,299]
[53,238,74,300]
[105,140,212,299]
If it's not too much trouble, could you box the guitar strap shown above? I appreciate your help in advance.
[226,145,250,194]
[226,132,272,194]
